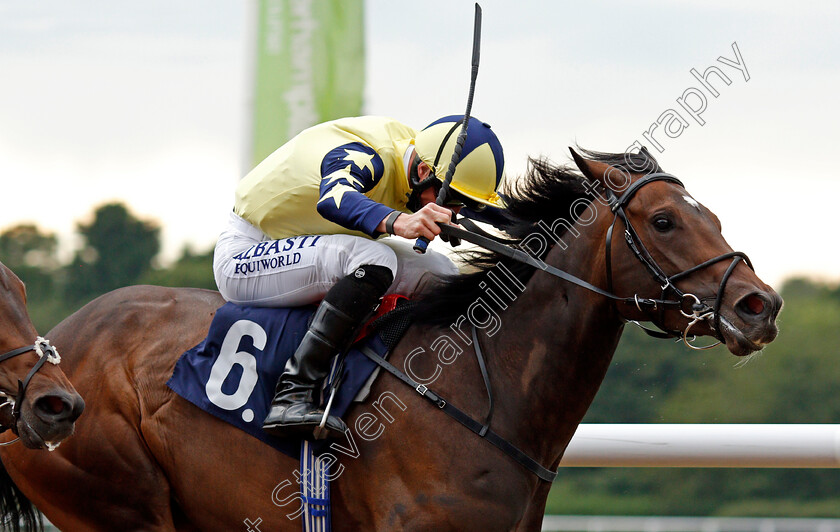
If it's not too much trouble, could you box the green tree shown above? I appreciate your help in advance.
[65,203,160,303]
[0,223,59,303]
[0,223,58,270]
[660,278,840,423]
[582,325,715,423]
[140,245,217,290]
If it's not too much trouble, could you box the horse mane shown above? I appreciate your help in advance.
[0,461,42,532]
[410,147,662,326]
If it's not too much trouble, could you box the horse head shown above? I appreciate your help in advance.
[0,262,84,449]
[570,148,782,356]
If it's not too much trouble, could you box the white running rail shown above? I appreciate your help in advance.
[560,424,840,468]
[542,515,840,532]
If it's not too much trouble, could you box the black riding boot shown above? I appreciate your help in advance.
[263,265,393,439]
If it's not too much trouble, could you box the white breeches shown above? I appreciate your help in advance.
[213,212,457,307]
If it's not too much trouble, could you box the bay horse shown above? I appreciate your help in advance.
[0,149,781,531]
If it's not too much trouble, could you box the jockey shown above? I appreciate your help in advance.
[213,115,505,438]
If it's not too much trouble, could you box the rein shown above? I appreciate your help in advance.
[0,337,61,442]
[364,172,754,483]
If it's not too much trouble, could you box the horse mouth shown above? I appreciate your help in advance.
[716,314,766,356]
[17,416,72,450]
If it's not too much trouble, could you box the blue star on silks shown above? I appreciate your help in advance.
[320,143,384,193]
[317,142,391,237]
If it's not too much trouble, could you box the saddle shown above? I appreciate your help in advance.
[166,295,414,457]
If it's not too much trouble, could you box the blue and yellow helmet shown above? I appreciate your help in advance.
[412,115,505,208]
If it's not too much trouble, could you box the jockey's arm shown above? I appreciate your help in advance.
[318,170,452,240]
[318,150,456,240]
[316,162,395,237]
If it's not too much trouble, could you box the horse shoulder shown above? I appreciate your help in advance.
[333,325,534,530]
[15,286,228,530]
[48,285,224,410]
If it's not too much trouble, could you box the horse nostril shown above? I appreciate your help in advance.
[39,396,66,415]
[744,294,766,315]
[735,292,774,322]
[35,395,74,421]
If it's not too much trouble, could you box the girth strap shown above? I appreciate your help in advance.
[359,345,558,483]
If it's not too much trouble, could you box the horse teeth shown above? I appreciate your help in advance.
[45,441,60,452]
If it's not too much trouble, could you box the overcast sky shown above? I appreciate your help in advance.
[1,0,838,288]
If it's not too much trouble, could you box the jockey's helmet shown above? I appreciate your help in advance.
[411,115,505,208]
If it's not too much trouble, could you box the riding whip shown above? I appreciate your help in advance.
[414,2,483,253]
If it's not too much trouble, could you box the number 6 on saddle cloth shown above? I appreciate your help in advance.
[167,296,407,456]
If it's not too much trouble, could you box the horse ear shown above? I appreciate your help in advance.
[569,148,616,190]
[569,148,589,175]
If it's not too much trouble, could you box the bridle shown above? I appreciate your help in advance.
[602,172,753,348]
[365,171,754,484]
[442,171,753,348]
[0,336,62,444]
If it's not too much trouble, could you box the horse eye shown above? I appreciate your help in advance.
[653,216,674,232]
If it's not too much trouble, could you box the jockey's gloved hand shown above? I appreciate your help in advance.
[389,203,453,240]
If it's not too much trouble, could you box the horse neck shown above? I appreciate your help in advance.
[479,218,625,467]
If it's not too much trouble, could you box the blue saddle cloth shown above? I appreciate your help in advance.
[167,302,386,458]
